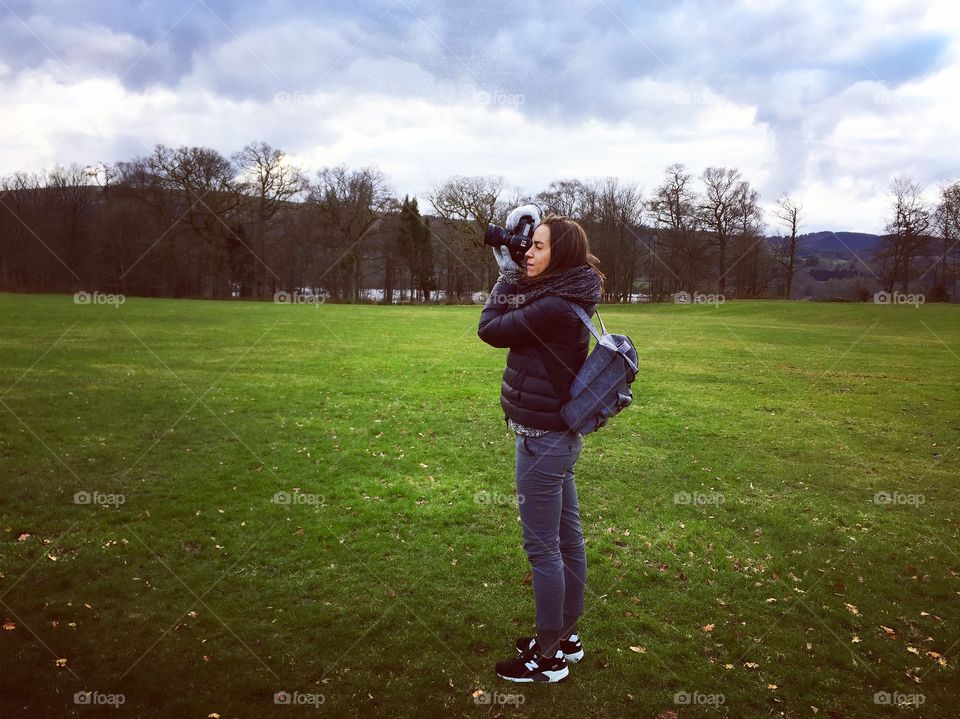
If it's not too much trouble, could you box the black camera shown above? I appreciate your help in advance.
[483,213,537,265]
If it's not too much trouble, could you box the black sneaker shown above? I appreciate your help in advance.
[495,641,569,683]
[515,634,584,663]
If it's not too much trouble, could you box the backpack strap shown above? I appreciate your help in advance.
[567,302,606,341]
[568,302,638,373]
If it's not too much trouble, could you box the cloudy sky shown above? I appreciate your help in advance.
[2,0,958,233]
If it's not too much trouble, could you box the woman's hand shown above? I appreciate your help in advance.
[492,246,524,283]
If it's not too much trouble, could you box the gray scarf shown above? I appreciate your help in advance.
[508,264,601,310]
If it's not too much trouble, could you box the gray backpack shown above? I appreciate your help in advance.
[535,303,639,435]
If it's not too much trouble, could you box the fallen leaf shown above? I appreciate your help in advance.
[55,658,67,667]
[2,621,15,631]
[767,683,778,690]
[844,603,859,615]
[702,623,715,632]
[629,645,646,653]
[851,636,861,643]
[723,663,734,670]
[906,646,920,655]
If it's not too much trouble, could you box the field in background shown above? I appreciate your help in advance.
[1,294,958,718]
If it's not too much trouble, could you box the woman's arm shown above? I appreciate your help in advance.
[477,279,572,348]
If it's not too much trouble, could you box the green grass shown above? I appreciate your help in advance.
[1,293,958,718]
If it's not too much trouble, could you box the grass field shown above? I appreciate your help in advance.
[1,293,958,718]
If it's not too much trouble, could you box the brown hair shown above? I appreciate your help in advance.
[536,214,606,292]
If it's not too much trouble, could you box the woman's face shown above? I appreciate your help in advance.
[524,225,551,278]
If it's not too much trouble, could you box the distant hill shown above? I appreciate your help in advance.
[793,231,882,255]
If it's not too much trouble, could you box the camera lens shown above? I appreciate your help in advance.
[483,223,511,248]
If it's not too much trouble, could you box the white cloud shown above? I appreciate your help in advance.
[1,0,958,236]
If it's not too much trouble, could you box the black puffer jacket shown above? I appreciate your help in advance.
[477,277,596,431]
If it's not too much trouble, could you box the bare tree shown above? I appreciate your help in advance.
[877,176,932,293]
[729,181,767,297]
[933,181,960,301]
[647,164,704,299]
[699,166,742,295]
[0,172,44,290]
[150,144,241,298]
[234,142,309,298]
[536,179,590,217]
[772,193,803,299]
[428,175,503,297]
[309,165,392,302]
[587,177,643,301]
[44,164,97,287]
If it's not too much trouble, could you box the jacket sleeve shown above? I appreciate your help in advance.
[477,279,572,348]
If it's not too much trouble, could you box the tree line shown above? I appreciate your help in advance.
[1,142,958,302]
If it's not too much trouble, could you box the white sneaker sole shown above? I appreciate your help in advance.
[497,666,570,683]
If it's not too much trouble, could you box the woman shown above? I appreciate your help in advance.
[477,207,605,683]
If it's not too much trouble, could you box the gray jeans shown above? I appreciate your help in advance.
[514,429,587,636]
